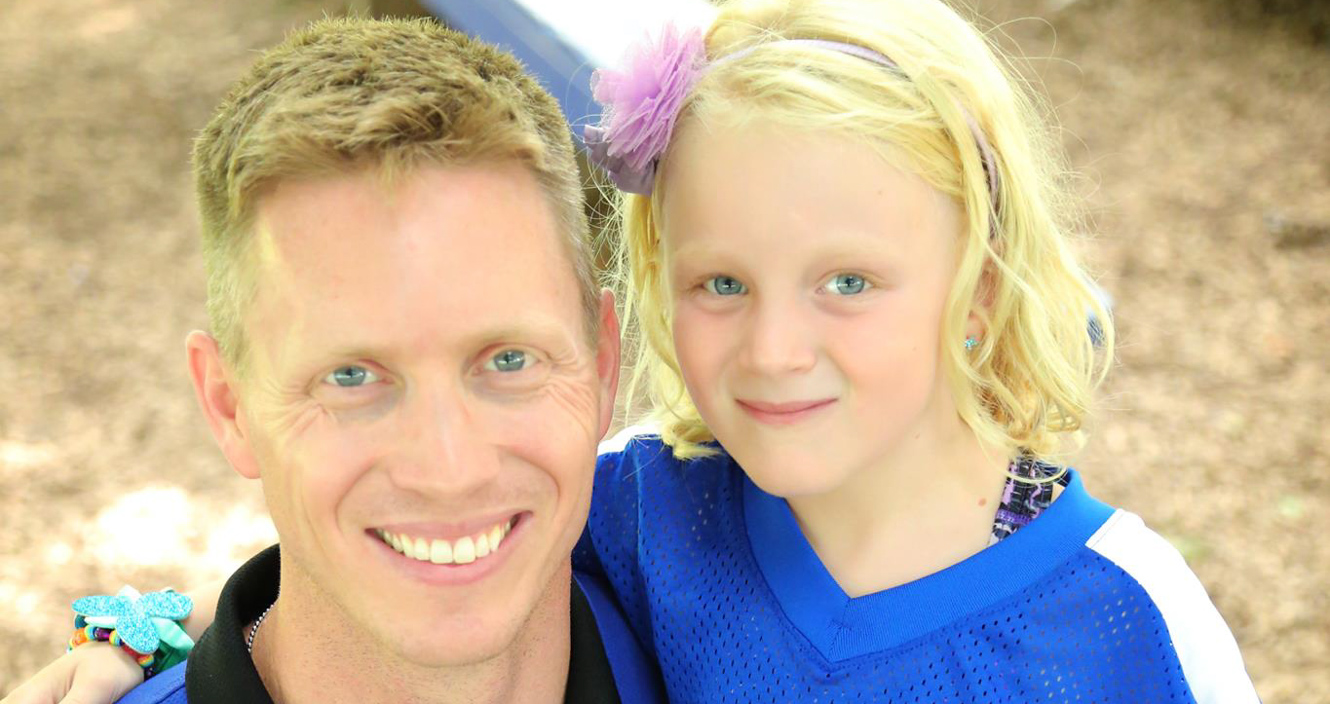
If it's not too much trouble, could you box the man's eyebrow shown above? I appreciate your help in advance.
[465,317,581,348]
[308,316,581,361]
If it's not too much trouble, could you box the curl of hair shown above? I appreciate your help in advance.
[609,0,1114,464]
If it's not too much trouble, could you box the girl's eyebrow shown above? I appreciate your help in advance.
[663,244,734,276]
[663,238,723,261]
[670,231,900,262]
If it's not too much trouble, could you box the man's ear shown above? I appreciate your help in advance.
[594,288,622,440]
[186,331,261,480]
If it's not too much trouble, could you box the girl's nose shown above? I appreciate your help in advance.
[739,301,817,376]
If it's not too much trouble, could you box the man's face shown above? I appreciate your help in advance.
[208,163,616,665]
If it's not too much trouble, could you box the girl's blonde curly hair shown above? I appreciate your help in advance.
[608,0,1114,464]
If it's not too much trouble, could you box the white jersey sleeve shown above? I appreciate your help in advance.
[1087,510,1261,704]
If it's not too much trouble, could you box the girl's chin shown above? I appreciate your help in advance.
[744,462,852,499]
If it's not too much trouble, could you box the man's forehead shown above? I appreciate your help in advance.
[253,166,566,283]
[243,165,586,356]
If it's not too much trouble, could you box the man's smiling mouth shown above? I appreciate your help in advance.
[375,516,518,565]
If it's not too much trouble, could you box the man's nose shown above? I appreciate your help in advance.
[390,388,501,495]
[739,298,817,376]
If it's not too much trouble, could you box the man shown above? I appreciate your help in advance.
[4,16,658,704]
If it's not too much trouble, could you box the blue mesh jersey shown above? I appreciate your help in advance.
[574,429,1260,704]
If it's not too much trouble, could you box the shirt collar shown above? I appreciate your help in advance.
[185,545,619,703]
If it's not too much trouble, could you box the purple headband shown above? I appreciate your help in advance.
[583,26,1001,218]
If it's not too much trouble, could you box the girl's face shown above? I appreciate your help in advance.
[660,120,968,498]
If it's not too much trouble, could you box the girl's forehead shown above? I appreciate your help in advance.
[659,120,961,256]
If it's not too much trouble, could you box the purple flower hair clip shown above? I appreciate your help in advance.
[583,30,1002,219]
[583,24,707,195]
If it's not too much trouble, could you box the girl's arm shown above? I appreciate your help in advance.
[0,579,225,704]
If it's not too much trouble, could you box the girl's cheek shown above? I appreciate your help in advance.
[672,308,719,360]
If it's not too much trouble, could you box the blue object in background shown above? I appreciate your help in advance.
[419,0,716,135]
[419,0,599,129]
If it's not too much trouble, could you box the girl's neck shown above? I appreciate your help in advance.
[786,413,1011,598]
[252,562,571,704]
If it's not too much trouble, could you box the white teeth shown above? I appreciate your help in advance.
[379,517,516,566]
[430,539,452,565]
[453,536,476,564]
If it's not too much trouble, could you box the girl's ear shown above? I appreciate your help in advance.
[966,262,998,340]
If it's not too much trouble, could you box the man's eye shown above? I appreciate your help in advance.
[324,366,381,387]
[703,276,747,296]
[485,349,529,372]
[823,273,870,295]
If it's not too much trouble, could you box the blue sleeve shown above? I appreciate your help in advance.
[114,662,188,704]
[570,449,625,578]
[573,570,667,704]
[573,435,660,657]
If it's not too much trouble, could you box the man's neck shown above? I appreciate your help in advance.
[251,561,573,704]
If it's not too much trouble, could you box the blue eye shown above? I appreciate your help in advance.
[325,366,380,387]
[703,276,747,296]
[824,273,869,295]
[486,349,528,372]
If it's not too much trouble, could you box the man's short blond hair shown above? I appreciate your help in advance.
[194,17,595,370]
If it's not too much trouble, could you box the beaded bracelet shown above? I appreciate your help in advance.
[68,622,158,673]
[68,587,194,677]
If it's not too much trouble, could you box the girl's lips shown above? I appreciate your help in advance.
[736,398,837,425]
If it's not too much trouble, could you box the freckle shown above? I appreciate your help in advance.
[977,497,988,507]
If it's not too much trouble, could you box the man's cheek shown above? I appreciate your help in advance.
[485,376,602,445]
[551,372,607,435]
[484,389,597,498]
[267,426,380,525]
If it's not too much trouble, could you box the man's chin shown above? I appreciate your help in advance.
[349,578,555,667]
[318,525,576,667]
[383,616,527,667]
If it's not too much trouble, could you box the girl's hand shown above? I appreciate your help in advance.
[1,578,223,704]
[1,643,141,704]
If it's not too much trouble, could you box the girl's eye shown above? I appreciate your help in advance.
[824,273,870,296]
[324,365,381,387]
[703,276,747,296]
[485,349,529,372]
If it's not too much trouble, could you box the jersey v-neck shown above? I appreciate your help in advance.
[740,465,1115,662]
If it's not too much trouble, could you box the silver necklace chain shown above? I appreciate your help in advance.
[246,602,275,655]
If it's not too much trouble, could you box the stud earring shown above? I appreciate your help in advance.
[964,336,979,351]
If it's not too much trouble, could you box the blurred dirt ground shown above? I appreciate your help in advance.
[1,0,1326,700]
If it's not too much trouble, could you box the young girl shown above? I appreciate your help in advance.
[14,0,1258,702]
[573,0,1259,701]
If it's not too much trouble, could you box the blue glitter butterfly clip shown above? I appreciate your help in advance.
[72,587,193,654]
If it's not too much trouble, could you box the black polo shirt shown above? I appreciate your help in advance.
[182,545,621,703]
